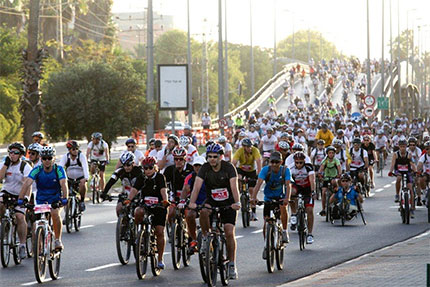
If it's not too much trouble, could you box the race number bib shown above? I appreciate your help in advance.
[34,204,51,214]
[398,164,408,172]
[144,196,159,205]
[211,188,229,201]
[176,190,182,198]
[241,165,252,171]
[263,152,271,158]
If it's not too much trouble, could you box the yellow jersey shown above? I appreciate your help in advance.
[233,147,261,172]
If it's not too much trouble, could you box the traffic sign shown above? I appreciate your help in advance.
[377,97,389,110]
[363,107,375,118]
[218,118,227,128]
[364,94,376,107]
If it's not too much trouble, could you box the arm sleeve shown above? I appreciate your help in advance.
[103,177,118,194]
[57,166,67,180]
[58,154,67,168]
[81,153,90,180]
[258,166,268,180]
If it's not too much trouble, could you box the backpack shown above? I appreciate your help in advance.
[349,147,364,163]
[312,148,326,165]
[65,151,82,168]
[336,150,345,163]
[265,166,286,184]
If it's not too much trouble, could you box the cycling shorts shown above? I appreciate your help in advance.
[237,169,257,188]
[206,205,237,226]
[0,191,26,215]
[148,206,168,227]
[291,185,314,207]
[394,171,414,184]
[91,160,107,172]
[263,200,286,218]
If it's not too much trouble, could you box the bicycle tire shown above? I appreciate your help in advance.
[74,205,82,232]
[48,236,61,280]
[404,192,410,225]
[170,222,182,270]
[65,199,73,233]
[12,224,21,265]
[325,189,330,222]
[357,201,366,225]
[182,226,191,267]
[116,214,131,265]
[0,220,11,268]
[197,231,208,283]
[150,248,161,276]
[275,227,284,270]
[34,226,47,283]
[265,224,275,273]
[219,237,229,286]
[136,229,148,279]
[240,193,248,228]
[298,211,306,251]
[205,236,218,287]
[91,178,97,204]
[427,187,430,223]
[25,211,34,258]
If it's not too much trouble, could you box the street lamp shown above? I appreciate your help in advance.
[250,0,254,97]
[406,8,416,84]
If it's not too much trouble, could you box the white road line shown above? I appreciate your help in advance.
[391,180,396,184]
[383,184,391,188]
[21,278,61,286]
[252,229,263,234]
[369,193,375,197]
[79,225,95,229]
[375,188,384,192]
[257,205,264,209]
[235,235,244,239]
[389,206,400,209]
[163,252,171,255]
[106,220,117,224]
[86,263,121,272]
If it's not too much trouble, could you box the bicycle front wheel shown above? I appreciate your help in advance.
[219,237,229,286]
[1,220,11,267]
[170,222,182,270]
[298,211,306,251]
[197,231,208,283]
[404,192,410,225]
[265,224,275,273]
[48,235,61,280]
[240,193,249,228]
[12,224,21,265]
[65,199,73,233]
[116,214,131,265]
[275,227,284,271]
[136,229,148,279]
[25,211,34,257]
[205,236,218,287]
[34,227,47,283]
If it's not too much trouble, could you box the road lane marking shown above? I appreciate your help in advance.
[391,180,396,184]
[106,220,117,224]
[252,229,263,234]
[235,235,244,239]
[389,205,425,209]
[163,252,171,255]
[86,263,121,272]
[80,225,95,229]
[375,188,384,192]
[369,193,375,197]
[21,278,62,286]
[383,184,391,188]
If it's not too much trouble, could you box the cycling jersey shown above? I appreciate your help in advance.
[374,135,388,150]
[306,128,318,141]
[222,143,233,162]
[407,147,422,165]
[164,163,193,201]
[361,142,376,163]
[185,145,199,164]
[258,166,291,201]
[320,157,341,179]
[349,148,368,170]
[119,149,144,166]
[184,172,206,205]
[335,149,348,171]
[133,172,166,203]
[315,130,334,147]
[247,131,260,143]
[59,152,89,180]
[419,153,430,174]
[261,135,277,151]
[104,166,143,194]
[88,140,109,161]
[335,187,360,207]
[233,147,261,172]
[394,151,412,173]
[311,148,326,166]
[285,154,312,169]
[0,160,32,196]
[290,163,314,188]
[28,165,66,204]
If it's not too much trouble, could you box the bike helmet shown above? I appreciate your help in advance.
[396,128,402,133]
[317,139,325,145]
[154,140,162,148]
[205,140,214,147]
[179,136,190,147]
[292,143,304,151]
[32,131,44,139]
[184,125,192,130]
[424,141,430,148]
[337,129,344,135]
[326,146,336,153]
[280,132,289,139]
[321,123,328,129]
[172,147,187,158]
[28,143,42,154]
[91,132,102,140]
[351,138,361,145]
[125,138,137,146]
[148,138,156,145]
[241,138,253,147]
[120,151,135,165]
[8,142,26,155]
[239,131,247,137]
[293,152,306,160]
[66,140,79,150]
[206,143,224,155]
[340,173,352,181]
[332,139,342,147]
[408,137,417,144]
[278,141,289,150]
[168,134,179,145]
[377,129,384,135]
[142,156,157,166]
[398,139,407,146]
[40,146,56,157]
[266,127,274,133]
[424,135,430,142]
[218,136,227,144]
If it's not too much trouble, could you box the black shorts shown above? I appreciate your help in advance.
[206,205,237,226]
[91,160,107,172]
[149,207,167,227]
[291,185,314,207]
[263,200,285,218]
[237,169,257,188]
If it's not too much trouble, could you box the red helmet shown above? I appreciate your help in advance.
[66,140,79,150]
[142,156,157,166]
[172,147,187,158]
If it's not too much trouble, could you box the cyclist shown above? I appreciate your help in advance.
[306,122,318,154]
[128,156,170,270]
[303,86,311,102]
[115,138,144,169]
[310,140,326,172]
[289,152,316,244]
[1,142,33,259]
[417,141,430,206]
[408,137,422,205]
[391,128,405,152]
[252,151,291,256]
[218,136,233,162]
[318,146,342,216]
[333,129,350,150]
[179,135,199,164]
[285,143,311,169]
[178,156,207,252]
[361,135,376,188]
[149,139,163,158]
[144,138,156,157]
[59,140,89,211]
[259,127,278,166]
[232,138,262,221]
[277,140,291,165]
[164,147,193,225]
[27,143,42,167]
[389,140,416,217]
[333,139,349,173]
[86,132,109,191]
[329,173,363,219]
[183,125,198,146]
[31,131,45,145]
[19,146,68,251]
[315,123,334,147]
[188,143,241,279]
[247,124,260,146]
[374,129,389,163]
[157,134,179,171]
[349,138,369,192]
[101,152,143,216]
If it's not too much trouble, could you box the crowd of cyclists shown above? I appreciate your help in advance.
[0,57,429,284]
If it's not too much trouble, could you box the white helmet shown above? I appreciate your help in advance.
[218,136,227,143]
[120,151,135,165]
[179,136,190,147]
[278,141,289,150]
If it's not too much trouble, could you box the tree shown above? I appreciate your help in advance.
[42,61,153,144]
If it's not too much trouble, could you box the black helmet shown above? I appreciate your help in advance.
[408,137,417,144]
[398,139,407,146]
[8,142,26,155]
[352,138,361,145]
[340,173,352,181]
[241,138,252,147]
[125,138,137,145]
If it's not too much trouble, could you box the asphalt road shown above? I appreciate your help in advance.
[1,161,429,287]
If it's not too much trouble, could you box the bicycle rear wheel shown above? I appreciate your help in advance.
[34,227,47,283]
[357,201,366,225]
[265,224,275,273]
[404,192,410,225]
[325,191,330,222]
[48,238,61,280]
[205,236,218,287]
[182,228,191,267]
[65,199,73,233]
[197,231,208,283]
[219,238,229,286]
[275,227,284,270]
[91,178,97,204]
[136,229,148,279]
[298,211,306,251]
[240,193,249,228]
[25,211,34,258]
[116,214,131,265]
[170,222,182,270]
[12,224,21,265]
[0,220,11,267]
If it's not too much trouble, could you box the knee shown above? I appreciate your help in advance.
[155,227,164,238]
[186,211,196,221]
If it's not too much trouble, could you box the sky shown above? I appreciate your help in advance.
[112,0,430,61]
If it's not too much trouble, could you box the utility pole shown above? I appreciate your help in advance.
[397,0,401,113]
[273,0,277,75]
[307,29,311,63]
[224,0,229,115]
[218,0,224,133]
[366,0,371,96]
[389,0,394,118]
[187,0,193,126]
[146,0,154,139]
[250,0,255,97]
[58,0,63,60]
[201,33,206,113]
[381,0,385,111]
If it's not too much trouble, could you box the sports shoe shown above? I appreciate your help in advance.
[306,234,314,244]
[282,230,289,244]
[79,202,86,212]
[410,210,415,219]
[228,262,238,280]
[252,212,258,221]
[262,247,267,260]
[290,215,297,225]
[417,198,422,206]
[319,210,326,216]
[54,239,64,251]
[189,240,198,253]
[19,244,26,259]
[394,194,399,203]
[157,261,165,269]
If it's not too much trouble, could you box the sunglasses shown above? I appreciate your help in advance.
[42,157,53,161]
[127,145,135,149]
[270,160,281,164]
[409,144,416,146]
[68,148,78,151]
[341,180,350,182]
[174,158,185,162]
[143,165,154,170]
[207,155,219,159]
[124,163,133,167]
[295,161,305,165]
[9,150,21,155]
[29,151,38,156]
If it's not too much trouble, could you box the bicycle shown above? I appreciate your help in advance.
[424,176,430,223]
[257,200,285,273]
[321,176,335,223]
[170,205,191,270]
[64,179,82,233]
[391,173,411,224]
[377,149,385,177]
[296,194,309,251]
[239,177,251,228]
[0,193,22,268]
[333,188,366,226]
[32,202,63,283]
[136,202,166,279]
[199,206,230,287]
[90,160,101,204]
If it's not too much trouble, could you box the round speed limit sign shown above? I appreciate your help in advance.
[363,107,374,118]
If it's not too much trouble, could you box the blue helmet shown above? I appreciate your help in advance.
[206,143,224,155]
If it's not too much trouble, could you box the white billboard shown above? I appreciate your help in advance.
[158,64,188,110]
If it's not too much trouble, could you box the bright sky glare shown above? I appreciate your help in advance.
[113,0,430,60]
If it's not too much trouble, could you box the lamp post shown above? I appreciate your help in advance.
[273,0,277,75]
[146,0,154,140]
[224,0,229,114]
[397,0,401,113]
[366,0,371,96]
[406,9,416,84]
[381,0,385,106]
[250,0,254,97]
[218,0,224,133]
[187,0,193,126]
[389,0,394,117]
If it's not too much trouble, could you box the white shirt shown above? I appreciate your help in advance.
[247,131,260,143]
[285,154,311,169]
[88,140,109,161]
[157,146,175,172]
[350,148,368,170]
[374,135,388,150]
[202,115,211,126]
[59,152,90,180]
[119,149,144,166]
[185,145,199,164]
[0,160,32,196]
[223,143,233,162]
[407,147,422,165]
[307,128,318,141]
[419,153,430,174]
[261,135,277,151]
[311,148,326,166]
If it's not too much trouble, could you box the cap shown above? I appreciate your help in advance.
[192,156,206,166]
[269,151,282,162]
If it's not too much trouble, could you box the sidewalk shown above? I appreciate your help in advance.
[281,230,430,287]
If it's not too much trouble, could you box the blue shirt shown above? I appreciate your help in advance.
[258,166,291,201]
[29,165,66,204]
[335,187,359,206]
